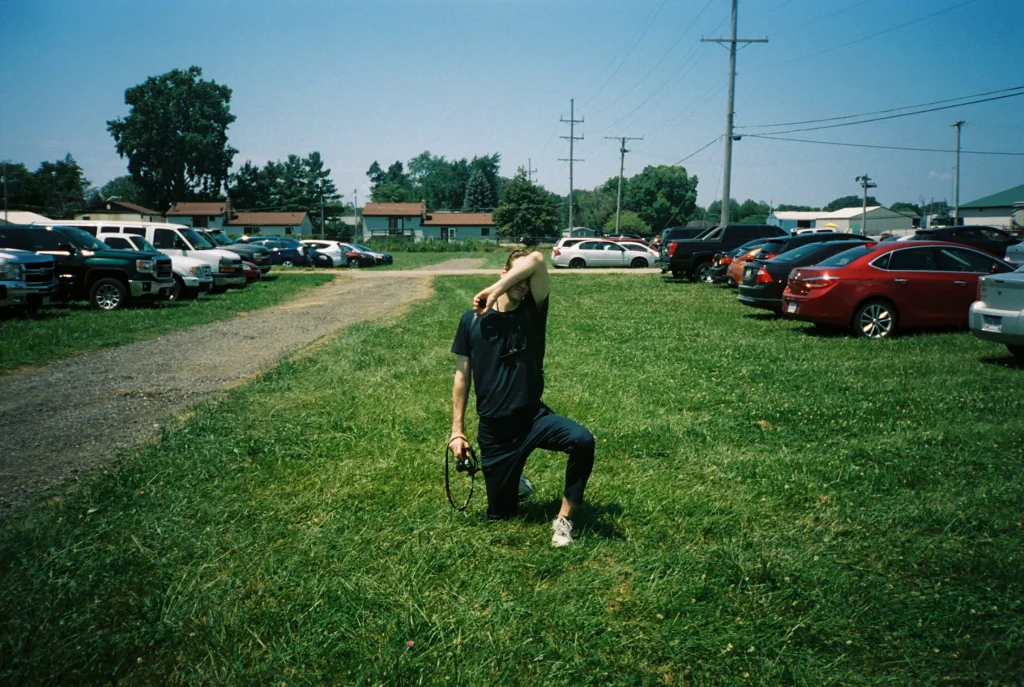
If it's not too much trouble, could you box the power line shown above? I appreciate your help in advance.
[672,136,723,166]
[737,85,1024,129]
[770,0,877,36]
[746,133,1024,156]
[583,0,670,107]
[745,91,1024,136]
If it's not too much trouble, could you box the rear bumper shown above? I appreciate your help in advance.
[130,279,175,299]
[969,302,1024,345]
[781,293,851,326]
[737,292,782,312]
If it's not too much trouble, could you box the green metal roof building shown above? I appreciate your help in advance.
[960,184,1024,230]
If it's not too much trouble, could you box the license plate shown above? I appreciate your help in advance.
[786,302,798,314]
[982,315,1002,332]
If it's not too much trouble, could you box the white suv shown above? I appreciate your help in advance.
[100,234,213,301]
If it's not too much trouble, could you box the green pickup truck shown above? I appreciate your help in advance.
[0,224,174,310]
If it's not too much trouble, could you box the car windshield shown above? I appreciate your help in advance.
[181,228,214,249]
[817,245,875,267]
[204,231,230,246]
[54,227,105,251]
[350,244,374,252]
[132,236,159,252]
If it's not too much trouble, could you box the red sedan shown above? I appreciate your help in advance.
[782,241,1015,338]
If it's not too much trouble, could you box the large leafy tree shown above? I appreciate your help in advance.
[493,168,559,238]
[624,165,698,231]
[575,178,619,232]
[824,195,878,212]
[890,201,922,216]
[2,154,90,219]
[107,66,238,211]
[603,210,650,236]
[462,168,492,212]
[99,175,146,205]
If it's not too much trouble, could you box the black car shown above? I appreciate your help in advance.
[737,240,870,312]
[706,238,775,283]
[236,237,311,267]
[908,225,1019,258]
[750,232,872,262]
[198,229,273,274]
[656,224,786,281]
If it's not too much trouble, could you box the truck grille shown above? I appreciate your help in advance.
[201,264,213,278]
[23,263,55,286]
[156,260,172,279]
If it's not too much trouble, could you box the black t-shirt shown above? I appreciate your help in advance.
[451,293,549,419]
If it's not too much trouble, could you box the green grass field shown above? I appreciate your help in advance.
[374,251,511,271]
[1,275,1022,684]
[0,273,334,373]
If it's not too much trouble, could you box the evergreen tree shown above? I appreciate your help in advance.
[462,168,492,212]
[493,168,559,238]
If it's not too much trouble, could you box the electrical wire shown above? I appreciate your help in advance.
[770,0,878,36]
[582,0,670,107]
[672,136,723,166]
[743,91,1024,136]
[746,133,1024,156]
[737,85,1024,129]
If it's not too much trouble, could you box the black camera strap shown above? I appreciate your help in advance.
[445,443,479,511]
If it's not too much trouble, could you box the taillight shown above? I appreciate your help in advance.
[668,242,678,257]
[805,275,840,289]
[761,253,777,260]
[722,256,733,265]
[554,249,561,257]
[755,267,774,284]
[977,278,985,301]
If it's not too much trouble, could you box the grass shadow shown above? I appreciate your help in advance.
[518,497,626,540]
[980,354,1024,370]
[792,323,850,338]
[743,311,781,321]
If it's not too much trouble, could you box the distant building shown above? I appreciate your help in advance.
[0,211,52,224]
[362,202,496,242]
[769,206,918,234]
[959,184,1024,229]
[166,199,313,236]
[75,199,162,223]
[166,201,234,230]
[562,226,597,238]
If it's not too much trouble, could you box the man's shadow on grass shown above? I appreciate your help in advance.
[518,498,626,541]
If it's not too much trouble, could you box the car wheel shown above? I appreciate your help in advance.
[569,258,586,269]
[692,261,713,283]
[853,299,897,339]
[671,270,684,279]
[90,277,128,311]
[348,258,360,268]
[169,276,185,302]
[282,259,295,267]
[1007,344,1024,360]
[630,257,647,268]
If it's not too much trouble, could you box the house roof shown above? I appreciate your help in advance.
[166,202,229,216]
[827,206,883,218]
[363,202,424,216]
[226,212,308,226]
[84,199,161,216]
[961,184,1024,209]
[771,211,822,220]
[422,212,495,226]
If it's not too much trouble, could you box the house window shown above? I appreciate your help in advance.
[481,227,490,237]
[194,216,209,228]
[285,227,293,235]
[797,220,811,228]
[441,227,449,240]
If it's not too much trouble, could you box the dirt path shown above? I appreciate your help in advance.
[0,272,433,509]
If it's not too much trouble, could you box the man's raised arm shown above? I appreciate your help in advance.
[450,355,472,457]
[474,251,549,315]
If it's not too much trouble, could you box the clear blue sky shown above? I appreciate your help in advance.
[2,0,1022,211]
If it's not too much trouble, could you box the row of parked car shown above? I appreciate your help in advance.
[0,220,393,313]
[655,222,1024,357]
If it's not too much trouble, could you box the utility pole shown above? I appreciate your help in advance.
[319,186,325,239]
[527,158,537,184]
[855,174,877,236]
[559,99,584,232]
[353,189,359,241]
[2,162,8,223]
[605,135,643,234]
[702,0,767,227]
[952,120,966,224]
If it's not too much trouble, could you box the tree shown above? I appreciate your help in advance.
[227,152,341,233]
[462,168,492,212]
[26,154,90,218]
[890,202,922,216]
[99,175,146,205]
[493,167,559,238]
[603,210,650,236]
[705,198,741,224]
[776,203,818,211]
[824,195,878,212]
[107,66,237,211]
[623,165,698,231]
[575,178,619,232]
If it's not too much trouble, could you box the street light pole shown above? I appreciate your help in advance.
[855,174,877,236]
[952,120,966,224]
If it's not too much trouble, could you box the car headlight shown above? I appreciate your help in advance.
[135,259,155,273]
[188,266,200,275]
[0,261,22,281]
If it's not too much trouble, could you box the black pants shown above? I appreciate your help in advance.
[478,404,595,520]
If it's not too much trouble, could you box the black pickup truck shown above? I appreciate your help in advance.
[656,224,786,281]
[0,224,173,310]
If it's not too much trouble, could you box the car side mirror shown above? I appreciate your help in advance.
[174,239,188,250]
[57,242,75,254]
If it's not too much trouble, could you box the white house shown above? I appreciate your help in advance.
[959,184,1024,229]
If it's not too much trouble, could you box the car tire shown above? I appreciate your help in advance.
[211,284,228,294]
[1007,344,1024,360]
[89,277,128,311]
[282,259,295,267]
[169,276,186,302]
[692,261,713,283]
[671,270,684,279]
[348,258,360,268]
[630,257,647,268]
[853,299,898,339]
[569,258,586,269]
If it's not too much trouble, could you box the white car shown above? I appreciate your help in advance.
[301,239,346,267]
[970,266,1024,360]
[100,234,214,301]
[552,239,656,268]
[1006,241,1024,267]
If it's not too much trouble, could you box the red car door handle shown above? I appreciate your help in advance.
[953,280,966,286]
[894,278,909,285]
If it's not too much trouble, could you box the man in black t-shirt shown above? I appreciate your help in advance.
[450,249,595,547]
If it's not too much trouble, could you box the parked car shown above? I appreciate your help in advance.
[100,233,213,301]
[301,239,346,267]
[196,229,273,274]
[705,241,767,284]
[738,240,870,313]
[1003,241,1024,266]
[969,266,1024,359]
[307,248,335,268]
[908,225,1020,259]
[0,249,58,311]
[522,235,561,246]
[236,237,311,267]
[781,241,1015,338]
[657,224,786,281]
[725,242,777,286]
[552,239,654,268]
[241,260,262,282]
[343,243,393,265]
[47,221,247,293]
[0,224,174,310]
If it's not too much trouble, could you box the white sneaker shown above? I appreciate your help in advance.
[518,475,535,501]
[551,515,573,547]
